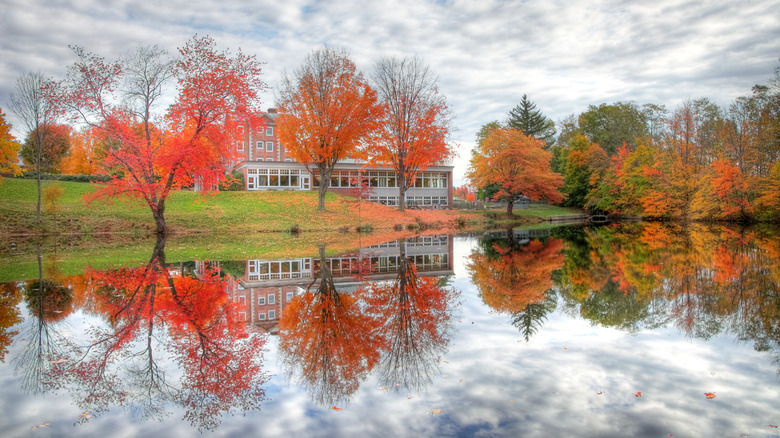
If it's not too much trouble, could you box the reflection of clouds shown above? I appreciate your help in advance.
[1,237,778,437]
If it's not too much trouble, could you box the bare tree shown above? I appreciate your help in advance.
[10,71,60,224]
[371,56,452,211]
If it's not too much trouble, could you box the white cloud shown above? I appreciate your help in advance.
[1,0,778,180]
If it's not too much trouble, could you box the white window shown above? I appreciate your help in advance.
[268,310,276,319]
[237,141,244,151]
[266,141,273,152]
[286,292,294,301]
[258,297,265,305]
[256,141,263,149]
[258,313,266,321]
[268,294,275,304]
[238,296,246,304]
[266,158,273,161]
[266,127,273,136]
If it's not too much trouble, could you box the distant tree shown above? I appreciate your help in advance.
[59,127,105,175]
[578,102,648,155]
[0,109,23,182]
[506,94,556,146]
[10,71,61,223]
[371,56,452,211]
[277,47,381,211]
[468,128,564,215]
[20,124,70,173]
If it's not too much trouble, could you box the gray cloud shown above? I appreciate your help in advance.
[1,0,778,184]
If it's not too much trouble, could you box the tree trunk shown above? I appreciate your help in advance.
[398,179,407,212]
[153,200,167,235]
[318,181,328,211]
[506,199,514,216]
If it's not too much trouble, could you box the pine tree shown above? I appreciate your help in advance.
[506,94,556,146]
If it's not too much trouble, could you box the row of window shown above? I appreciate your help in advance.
[246,169,305,189]
[407,196,449,206]
[309,171,448,188]
[238,126,274,136]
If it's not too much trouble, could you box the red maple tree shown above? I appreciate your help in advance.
[61,36,266,234]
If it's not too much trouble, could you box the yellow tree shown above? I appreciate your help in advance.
[468,128,564,215]
[277,47,382,211]
[0,109,23,182]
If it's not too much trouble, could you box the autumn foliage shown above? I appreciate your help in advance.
[277,47,381,211]
[468,128,564,214]
[61,36,266,233]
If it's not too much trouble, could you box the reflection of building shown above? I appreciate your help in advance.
[236,109,454,208]
[484,228,551,245]
[229,235,455,333]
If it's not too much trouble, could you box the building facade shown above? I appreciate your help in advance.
[235,109,454,208]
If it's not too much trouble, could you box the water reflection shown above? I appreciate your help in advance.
[12,236,268,431]
[553,223,780,367]
[13,245,70,394]
[278,238,458,406]
[467,228,564,341]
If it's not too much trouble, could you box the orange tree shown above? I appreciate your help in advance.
[0,109,23,182]
[370,56,452,211]
[277,47,381,211]
[61,37,265,234]
[468,127,564,215]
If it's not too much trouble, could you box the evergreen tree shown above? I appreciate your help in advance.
[506,94,556,146]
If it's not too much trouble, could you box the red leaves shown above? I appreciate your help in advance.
[634,391,642,397]
[704,392,716,399]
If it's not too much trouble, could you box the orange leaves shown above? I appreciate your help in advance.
[468,236,565,314]
[634,392,642,397]
[704,392,716,399]
[277,47,381,210]
[468,128,564,212]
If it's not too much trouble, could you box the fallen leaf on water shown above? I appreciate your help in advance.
[704,392,716,399]
[767,425,778,428]
[596,391,604,395]
[443,361,449,364]
[331,406,342,411]
[740,434,750,437]
[49,358,68,364]
[31,423,51,429]
[79,412,92,419]
[634,392,642,397]
[431,409,444,415]
[459,379,466,383]
[377,387,387,391]
[561,347,568,351]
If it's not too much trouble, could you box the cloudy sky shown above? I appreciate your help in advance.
[1,0,779,183]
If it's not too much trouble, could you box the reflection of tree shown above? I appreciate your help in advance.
[468,228,564,317]
[511,291,557,341]
[13,245,70,394]
[0,283,23,362]
[363,241,456,394]
[279,245,382,406]
[44,236,267,431]
[555,222,780,363]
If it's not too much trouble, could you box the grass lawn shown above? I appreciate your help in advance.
[0,178,586,237]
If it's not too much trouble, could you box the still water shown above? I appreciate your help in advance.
[0,223,778,437]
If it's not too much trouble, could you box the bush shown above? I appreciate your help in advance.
[221,170,245,191]
[20,173,111,183]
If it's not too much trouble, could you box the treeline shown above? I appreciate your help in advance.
[550,65,780,222]
[472,62,780,222]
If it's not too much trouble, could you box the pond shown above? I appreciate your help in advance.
[0,222,778,437]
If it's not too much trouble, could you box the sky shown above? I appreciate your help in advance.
[1,0,779,184]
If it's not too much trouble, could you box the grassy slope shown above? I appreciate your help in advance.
[0,178,585,235]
